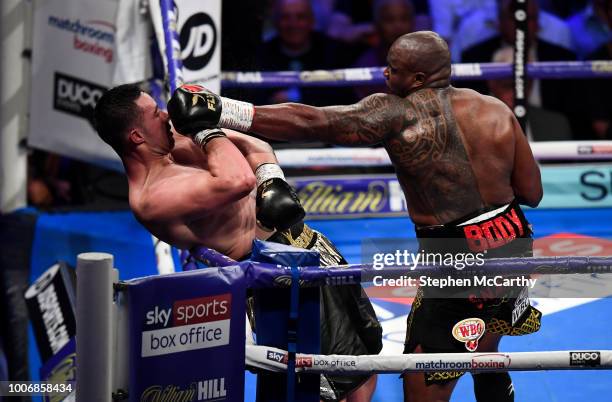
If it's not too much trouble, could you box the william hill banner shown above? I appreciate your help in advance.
[127,266,246,402]
[291,175,408,219]
[291,167,612,219]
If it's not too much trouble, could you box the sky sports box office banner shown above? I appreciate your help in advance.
[127,266,246,402]
[28,0,221,169]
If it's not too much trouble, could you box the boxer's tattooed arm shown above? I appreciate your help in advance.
[251,94,409,146]
[320,94,408,146]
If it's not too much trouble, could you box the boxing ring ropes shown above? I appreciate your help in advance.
[70,0,612,400]
[75,250,612,400]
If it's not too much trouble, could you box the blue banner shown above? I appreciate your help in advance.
[538,164,612,208]
[291,165,612,219]
[39,337,76,402]
[127,266,246,402]
[292,175,407,219]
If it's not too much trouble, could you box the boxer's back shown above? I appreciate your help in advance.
[385,86,519,226]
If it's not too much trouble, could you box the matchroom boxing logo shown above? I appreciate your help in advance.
[53,72,106,127]
[47,16,115,63]
[180,12,217,71]
[141,293,232,357]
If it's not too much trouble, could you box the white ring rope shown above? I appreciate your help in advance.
[246,345,612,375]
[274,141,612,168]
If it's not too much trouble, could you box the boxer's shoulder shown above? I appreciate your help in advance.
[450,88,514,123]
[451,86,504,107]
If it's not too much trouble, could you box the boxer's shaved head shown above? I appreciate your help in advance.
[385,31,451,96]
[393,31,450,78]
[94,84,143,155]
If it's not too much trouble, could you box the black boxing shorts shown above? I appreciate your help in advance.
[264,222,383,401]
[404,200,542,385]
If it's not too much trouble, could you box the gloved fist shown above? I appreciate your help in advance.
[167,83,254,135]
[255,163,305,231]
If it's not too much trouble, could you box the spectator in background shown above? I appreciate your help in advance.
[428,0,497,61]
[255,0,356,106]
[460,0,586,137]
[27,151,84,208]
[487,46,573,141]
[325,0,377,46]
[410,0,431,31]
[453,0,573,62]
[353,0,415,99]
[220,0,267,103]
[585,0,612,139]
[325,0,429,46]
[568,0,612,59]
[539,0,588,18]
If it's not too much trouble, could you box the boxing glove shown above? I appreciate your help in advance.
[167,83,254,135]
[255,163,305,231]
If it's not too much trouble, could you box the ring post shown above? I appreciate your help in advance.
[251,240,320,402]
[76,252,115,402]
[159,0,184,93]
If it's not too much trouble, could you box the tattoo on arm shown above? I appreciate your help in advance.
[321,94,408,146]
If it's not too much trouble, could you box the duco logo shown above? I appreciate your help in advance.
[57,79,101,107]
[53,72,106,127]
[180,12,217,71]
[569,351,600,366]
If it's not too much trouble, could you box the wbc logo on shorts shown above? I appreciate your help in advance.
[452,318,485,352]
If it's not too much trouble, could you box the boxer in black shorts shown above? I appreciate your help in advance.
[168,30,543,402]
[405,200,542,387]
[266,221,382,401]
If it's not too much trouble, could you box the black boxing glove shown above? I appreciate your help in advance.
[255,163,305,231]
[167,83,254,135]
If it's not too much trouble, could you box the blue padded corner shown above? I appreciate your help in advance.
[251,239,320,267]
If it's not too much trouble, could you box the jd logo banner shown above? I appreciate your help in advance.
[180,12,217,71]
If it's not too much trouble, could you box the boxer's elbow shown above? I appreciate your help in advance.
[524,192,543,208]
[533,184,544,206]
[529,174,544,207]
[235,173,256,196]
[512,163,543,208]
[516,184,543,208]
[215,173,256,201]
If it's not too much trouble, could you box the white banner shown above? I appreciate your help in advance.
[246,345,612,374]
[141,320,230,357]
[28,0,122,170]
[149,0,221,91]
[176,0,221,91]
[29,0,221,170]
